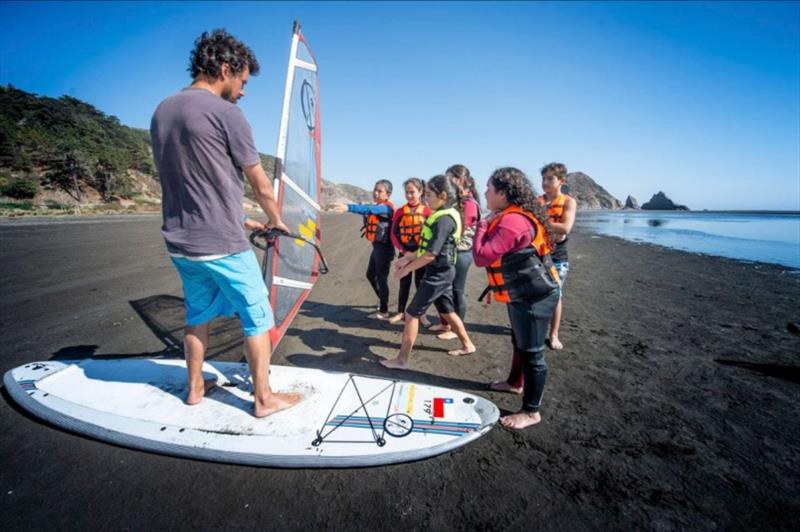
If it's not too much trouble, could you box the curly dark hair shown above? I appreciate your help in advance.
[189,29,260,79]
[488,167,555,249]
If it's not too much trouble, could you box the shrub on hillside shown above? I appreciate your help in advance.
[1,177,38,199]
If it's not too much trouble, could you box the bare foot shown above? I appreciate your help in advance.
[549,336,563,350]
[367,312,390,320]
[186,378,218,405]
[420,315,432,328]
[437,331,458,340]
[447,345,476,357]
[428,323,449,332]
[388,313,404,324]
[500,410,541,429]
[380,357,410,370]
[253,391,303,418]
[489,381,523,395]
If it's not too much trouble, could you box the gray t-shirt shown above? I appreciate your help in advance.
[150,88,260,256]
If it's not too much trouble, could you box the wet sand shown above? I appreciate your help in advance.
[1,213,798,530]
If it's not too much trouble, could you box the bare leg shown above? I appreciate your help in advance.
[548,298,564,350]
[500,410,542,429]
[184,323,216,405]
[441,312,476,356]
[243,332,303,418]
[381,313,419,369]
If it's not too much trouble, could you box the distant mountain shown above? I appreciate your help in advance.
[321,180,372,207]
[624,195,640,209]
[641,191,688,210]
[563,171,622,210]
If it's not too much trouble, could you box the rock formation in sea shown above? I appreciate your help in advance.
[624,195,640,209]
[641,191,689,210]
[563,172,623,210]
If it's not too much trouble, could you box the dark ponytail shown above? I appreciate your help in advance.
[446,164,481,208]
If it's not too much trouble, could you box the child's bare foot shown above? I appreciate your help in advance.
[420,315,432,328]
[437,331,458,340]
[548,336,563,350]
[447,344,476,357]
[254,391,303,418]
[388,313,404,324]
[500,410,541,429]
[428,323,449,332]
[489,381,523,394]
[367,312,390,320]
[186,378,218,405]
[380,357,409,370]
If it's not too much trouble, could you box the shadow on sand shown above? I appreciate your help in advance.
[285,326,488,392]
[715,358,800,385]
[298,300,511,336]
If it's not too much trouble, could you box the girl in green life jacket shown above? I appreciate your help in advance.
[381,175,476,370]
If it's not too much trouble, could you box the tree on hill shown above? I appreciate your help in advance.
[0,85,155,200]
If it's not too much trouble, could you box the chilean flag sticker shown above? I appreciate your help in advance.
[433,397,453,418]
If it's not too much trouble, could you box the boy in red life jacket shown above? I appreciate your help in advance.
[473,167,559,429]
[538,163,576,350]
[388,178,433,326]
[332,179,395,319]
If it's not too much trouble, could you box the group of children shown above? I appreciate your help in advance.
[333,163,576,430]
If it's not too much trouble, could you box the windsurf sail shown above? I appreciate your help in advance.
[254,21,324,348]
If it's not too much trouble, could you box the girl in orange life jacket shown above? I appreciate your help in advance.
[435,164,483,341]
[473,167,559,429]
[332,179,395,319]
[388,178,433,326]
[380,175,476,370]
[538,162,576,350]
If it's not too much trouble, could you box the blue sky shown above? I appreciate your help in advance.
[1,1,798,210]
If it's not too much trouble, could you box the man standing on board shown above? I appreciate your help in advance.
[150,29,302,417]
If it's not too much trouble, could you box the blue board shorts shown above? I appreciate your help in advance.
[170,250,274,337]
[554,260,569,297]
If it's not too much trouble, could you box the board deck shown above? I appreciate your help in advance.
[4,359,499,468]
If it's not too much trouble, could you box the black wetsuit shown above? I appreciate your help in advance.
[405,215,458,317]
[367,242,394,314]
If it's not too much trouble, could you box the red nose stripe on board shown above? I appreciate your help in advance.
[433,397,452,418]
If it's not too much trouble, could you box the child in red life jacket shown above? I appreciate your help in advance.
[332,179,395,319]
[381,175,476,370]
[388,178,433,326]
[474,167,560,429]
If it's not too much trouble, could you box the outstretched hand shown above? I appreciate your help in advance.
[331,203,348,214]
[394,266,409,280]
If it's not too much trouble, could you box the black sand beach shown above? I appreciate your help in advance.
[1,213,798,530]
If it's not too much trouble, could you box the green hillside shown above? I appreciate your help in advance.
[0,84,156,201]
[0,86,367,214]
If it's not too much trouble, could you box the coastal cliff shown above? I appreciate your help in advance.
[564,171,623,210]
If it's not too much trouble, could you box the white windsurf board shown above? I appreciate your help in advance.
[4,359,499,468]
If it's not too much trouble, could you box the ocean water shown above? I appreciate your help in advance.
[576,211,800,270]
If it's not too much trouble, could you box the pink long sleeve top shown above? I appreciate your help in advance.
[472,212,534,267]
